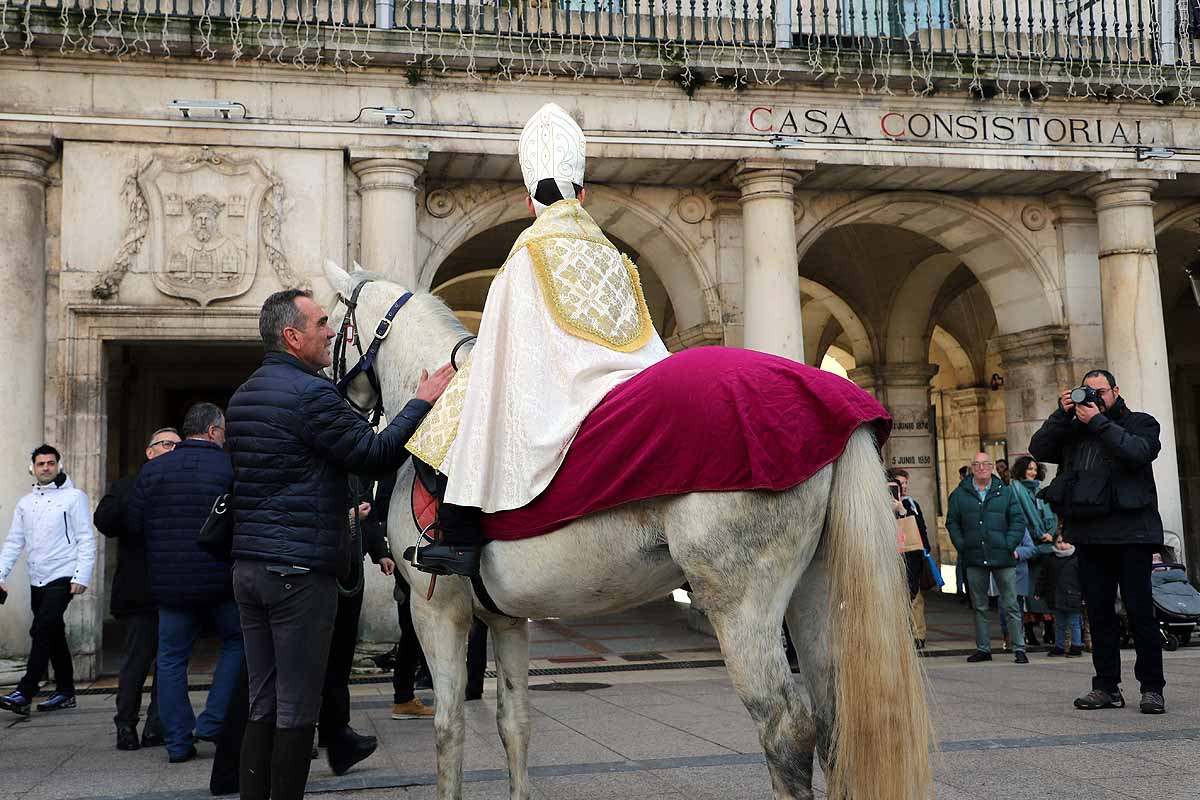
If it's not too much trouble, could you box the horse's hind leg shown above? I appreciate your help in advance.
[705,585,819,800]
[786,548,836,770]
[487,616,531,800]
[669,492,826,800]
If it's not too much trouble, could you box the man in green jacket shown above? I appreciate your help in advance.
[946,452,1028,664]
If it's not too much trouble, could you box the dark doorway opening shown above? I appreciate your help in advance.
[100,340,263,676]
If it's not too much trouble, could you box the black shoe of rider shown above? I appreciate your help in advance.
[414,542,481,578]
[116,723,141,751]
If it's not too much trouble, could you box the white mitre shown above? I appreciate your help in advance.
[519,103,586,212]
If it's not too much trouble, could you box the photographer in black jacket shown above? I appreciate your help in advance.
[1029,369,1166,715]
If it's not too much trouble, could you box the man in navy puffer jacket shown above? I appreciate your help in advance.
[226,288,452,800]
[127,402,240,764]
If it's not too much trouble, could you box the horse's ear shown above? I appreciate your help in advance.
[324,260,352,297]
[352,261,365,273]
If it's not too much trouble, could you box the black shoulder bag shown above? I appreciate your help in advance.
[197,493,235,559]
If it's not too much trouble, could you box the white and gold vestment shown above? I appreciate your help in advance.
[407,199,668,512]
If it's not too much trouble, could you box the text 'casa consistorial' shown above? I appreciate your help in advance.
[748,106,1166,146]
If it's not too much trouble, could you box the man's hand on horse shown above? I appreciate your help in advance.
[417,363,456,404]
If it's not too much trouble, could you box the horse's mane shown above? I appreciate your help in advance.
[349,269,468,337]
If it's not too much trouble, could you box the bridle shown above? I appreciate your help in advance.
[331,277,475,424]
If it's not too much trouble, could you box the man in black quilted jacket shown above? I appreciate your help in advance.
[127,402,239,764]
[226,288,452,800]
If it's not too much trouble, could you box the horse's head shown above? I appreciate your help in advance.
[323,259,471,420]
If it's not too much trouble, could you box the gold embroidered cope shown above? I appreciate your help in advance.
[405,200,654,470]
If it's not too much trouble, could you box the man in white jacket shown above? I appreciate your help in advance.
[0,444,96,715]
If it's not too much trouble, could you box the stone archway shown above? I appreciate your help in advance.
[798,192,1061,336]
[798,277,874,367]
[418,185,720,336]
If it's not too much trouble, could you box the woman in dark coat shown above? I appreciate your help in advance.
[1010,456,1058,645]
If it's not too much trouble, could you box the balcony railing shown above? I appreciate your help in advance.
[3,0,1200,73]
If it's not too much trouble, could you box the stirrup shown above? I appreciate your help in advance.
[405,522,450,576]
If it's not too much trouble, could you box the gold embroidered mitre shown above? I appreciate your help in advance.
[507,199,654,352]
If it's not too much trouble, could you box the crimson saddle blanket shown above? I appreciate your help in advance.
[479,346,892,540]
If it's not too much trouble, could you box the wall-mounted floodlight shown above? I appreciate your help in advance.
[1136,146,1176,162]
[770,135,805,149]
[168,100,249,120]
[359,106,416,125]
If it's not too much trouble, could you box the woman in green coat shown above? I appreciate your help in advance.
[1010,456,1058,645]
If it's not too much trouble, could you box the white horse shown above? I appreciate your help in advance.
[324,261,933,800]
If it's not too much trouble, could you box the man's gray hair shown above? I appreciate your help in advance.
[145,427,179,447]
[260,288,313,352]
[181,403,224,439]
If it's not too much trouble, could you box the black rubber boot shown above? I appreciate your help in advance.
[413,502,482,577]
[1024,623,1041,647]
[325,726,378,776]
[238,721,274,800]
[270,724,316,800]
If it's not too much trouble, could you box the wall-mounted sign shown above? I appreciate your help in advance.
[748,106,1168,146]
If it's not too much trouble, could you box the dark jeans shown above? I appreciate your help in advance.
[233,561,338,728]
[392,595,425,704]
[17,577,74,697]
[318,587,364,733]
[1077,543,1165,694]
[114,610,161,730]
[157,600,245,758]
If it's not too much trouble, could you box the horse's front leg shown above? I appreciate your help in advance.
[410,575,474,800]
[487,616,531,800]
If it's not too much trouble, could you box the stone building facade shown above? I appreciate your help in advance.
[2,0,1200,678]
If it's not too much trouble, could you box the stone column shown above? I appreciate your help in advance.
[1087,174,1184,537]
[0,143,54,660]
[349,150,427,289]
[993,326,1074,462]
[733,160,809,361]
[850,363,940,521]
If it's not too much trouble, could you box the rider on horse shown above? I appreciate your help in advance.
[406,102,670,577]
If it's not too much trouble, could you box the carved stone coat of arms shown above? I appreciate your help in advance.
[138,149,273,306]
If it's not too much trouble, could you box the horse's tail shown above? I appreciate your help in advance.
[824,425,934,800]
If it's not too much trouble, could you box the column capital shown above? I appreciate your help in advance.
[0,143,56,185]
[732,159,814,202]
[946,386,991,412]
[1046,191,1095,224]
[350,156,426,193]
[848,362,939,390]
[1083,170,1172,210]
[992,325,1072,369]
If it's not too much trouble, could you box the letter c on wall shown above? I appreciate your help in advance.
[750,107,774,133]
[881,112,905,138]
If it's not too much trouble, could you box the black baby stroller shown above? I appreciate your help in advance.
[1117,532,1200,651]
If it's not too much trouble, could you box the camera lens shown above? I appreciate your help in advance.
[1070,387,1088,404]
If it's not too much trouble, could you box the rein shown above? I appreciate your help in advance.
[331,277,477,601]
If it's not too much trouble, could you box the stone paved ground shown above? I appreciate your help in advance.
[1,642,1197,800]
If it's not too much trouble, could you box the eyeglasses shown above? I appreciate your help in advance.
[973,462,992,468]
[150,440,178,450]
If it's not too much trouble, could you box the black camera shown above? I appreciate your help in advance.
[1070,385,1103,409]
